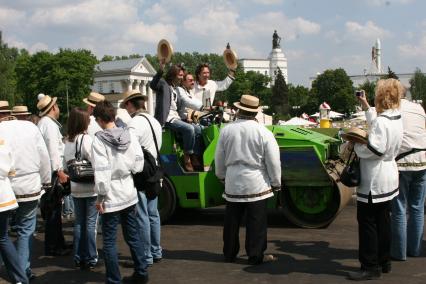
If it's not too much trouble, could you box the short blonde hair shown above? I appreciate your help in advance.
[374,78,403,113]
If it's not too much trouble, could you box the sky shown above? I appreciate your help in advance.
[0,0,425,86]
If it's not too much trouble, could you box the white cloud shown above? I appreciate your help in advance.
[0,7,26,27]
[251,0,283,4]
[398,35,426,58]
[365,0,416,6]
[286,50,305,61]
[345,21,391,40]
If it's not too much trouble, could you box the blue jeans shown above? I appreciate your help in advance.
[102,205,148,284]
[62,195,74,216]
[137,191,162,265]
[391,170,426,260]
[0,210,28,284]
[15,200,38,277]
[166,120,202,154]
[73,197,98,265]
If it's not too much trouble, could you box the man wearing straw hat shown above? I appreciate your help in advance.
[0,101,15,122]
[83,92,105,138]
[121,89,164,267]
[37,95,70,256]
[11,106,32,121]
[215,94,281,265]
[0,105,51,280]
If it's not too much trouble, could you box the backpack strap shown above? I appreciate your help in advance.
[396,148,426,161]
[139,114,162,166]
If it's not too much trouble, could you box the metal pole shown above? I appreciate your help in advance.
[66,81,69,117]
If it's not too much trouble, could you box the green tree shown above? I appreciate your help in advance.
[288,84,309,116]
[381,66,399,80]
[358,79,377,106]
[409,68,426,109]
[270,68,289,120]
[310,68,356,114]
[0,37,20,104]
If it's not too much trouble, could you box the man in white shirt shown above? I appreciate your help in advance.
[83,92,105,138]
[0,112,51,280]
[193,63,235,108]
[215,94,281,265]
[37,95,70,256]
[121,89,163,267]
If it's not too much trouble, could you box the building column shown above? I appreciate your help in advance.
[147,83,154,116]
[128,79,135,91]
[139,80,147,96]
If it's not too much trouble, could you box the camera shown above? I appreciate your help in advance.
[355,90,363,97]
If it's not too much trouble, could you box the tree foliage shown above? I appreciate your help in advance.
[288,84,310,116]
[310,68,356,114]
[381,66,399,80]
[357,79,377,106]
[409,68,426,109]
[0,38,20,104]
[270,68,289,120]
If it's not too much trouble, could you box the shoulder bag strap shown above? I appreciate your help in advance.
[396,148,426,161]
[139,114,162,167]
[75,134,85,160]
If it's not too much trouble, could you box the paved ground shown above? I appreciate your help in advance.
[1,204,426,284]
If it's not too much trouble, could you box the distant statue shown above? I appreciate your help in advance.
[272,30,281,49]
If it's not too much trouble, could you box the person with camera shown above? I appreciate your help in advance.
[36,95,71,257]
[121,89,163,267]
[348,79,404,281]
[92,101,148,284]
[0,137,28,284]
[0,104,51,281]
[215,94,281,265]
[64,108,99,270]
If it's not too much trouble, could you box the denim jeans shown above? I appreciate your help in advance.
[102,205,148,284]
[73,197,98,265]
[391,170,426,260]
[166,120,202,154]
[137,191,162,265]
[62,195,74,216]
[0,210,28,284]
[15,200,38,277]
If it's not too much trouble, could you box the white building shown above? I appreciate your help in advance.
[239,31,288,85]
[92,57,157,114]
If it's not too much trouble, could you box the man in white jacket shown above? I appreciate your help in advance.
[121,89,163,267]
[215,94,281,265]
[0,114,51,280]
[92,100,148,284]
[83,92,105,138]
[36,95,70,256]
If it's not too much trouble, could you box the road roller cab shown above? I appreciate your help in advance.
[157,113,352,228]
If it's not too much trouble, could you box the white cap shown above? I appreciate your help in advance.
[37,93,45,101]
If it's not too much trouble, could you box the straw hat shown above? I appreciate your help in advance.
[12,105,31,116]
[223,45,238,70]
[0,101,11,113]
[341,127,368,144]
[83,92,105,107]
[37,95,57,116]
[157,39,173,63]
[233,95,261,113]
[119,89,147,108]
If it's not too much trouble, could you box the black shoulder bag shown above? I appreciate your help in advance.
[66,134,94,183]
[132,114,164,200]
[340,147,361,187]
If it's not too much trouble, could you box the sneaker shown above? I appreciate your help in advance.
[348,269,381,281]
[381,262,391,273]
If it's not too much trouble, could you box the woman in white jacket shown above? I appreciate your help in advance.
[348,79,404,281]
[0,137,28,284]
[64,108,98,269]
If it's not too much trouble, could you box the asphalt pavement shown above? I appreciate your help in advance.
[1,204,425,284]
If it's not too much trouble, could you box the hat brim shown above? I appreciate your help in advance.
[157,39,173,63]
[39,97,57,117]
[233,101,261,113]
[83,98,96,107]
[0,110,12,113]
[119,93,147,109]
[12,112,32,116]
[223,49,238,70]
[341,133,368,144]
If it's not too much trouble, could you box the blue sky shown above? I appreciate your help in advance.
[0,0,425,86]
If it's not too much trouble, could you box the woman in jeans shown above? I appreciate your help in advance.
[64,108,98,269]
[348,79,404,281]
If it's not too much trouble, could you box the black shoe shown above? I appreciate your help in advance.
[46,248,71,256]
[27,272,36,281]
[153,257,162,263]
[348,269,381,281]
[122,273,149,284]
[381,262,391,273]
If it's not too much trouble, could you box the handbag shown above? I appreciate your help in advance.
[66,134,94,183]
[340,147,361,187]
[132,114,163,200]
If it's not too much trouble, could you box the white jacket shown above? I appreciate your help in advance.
[192,76,234,107]
[64,134,97,198]
[397,99,426,171]
[0,138,18,212]
[92,129,144,213]
[215,119,281,202]
[87,115,102,139]
[354,108,403,203]
[38,116,65,172]
[0,120,51,202]
[175,87,203,120]
[128,112,162,160]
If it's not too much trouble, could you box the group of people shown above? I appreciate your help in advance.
[345,78,426,280]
